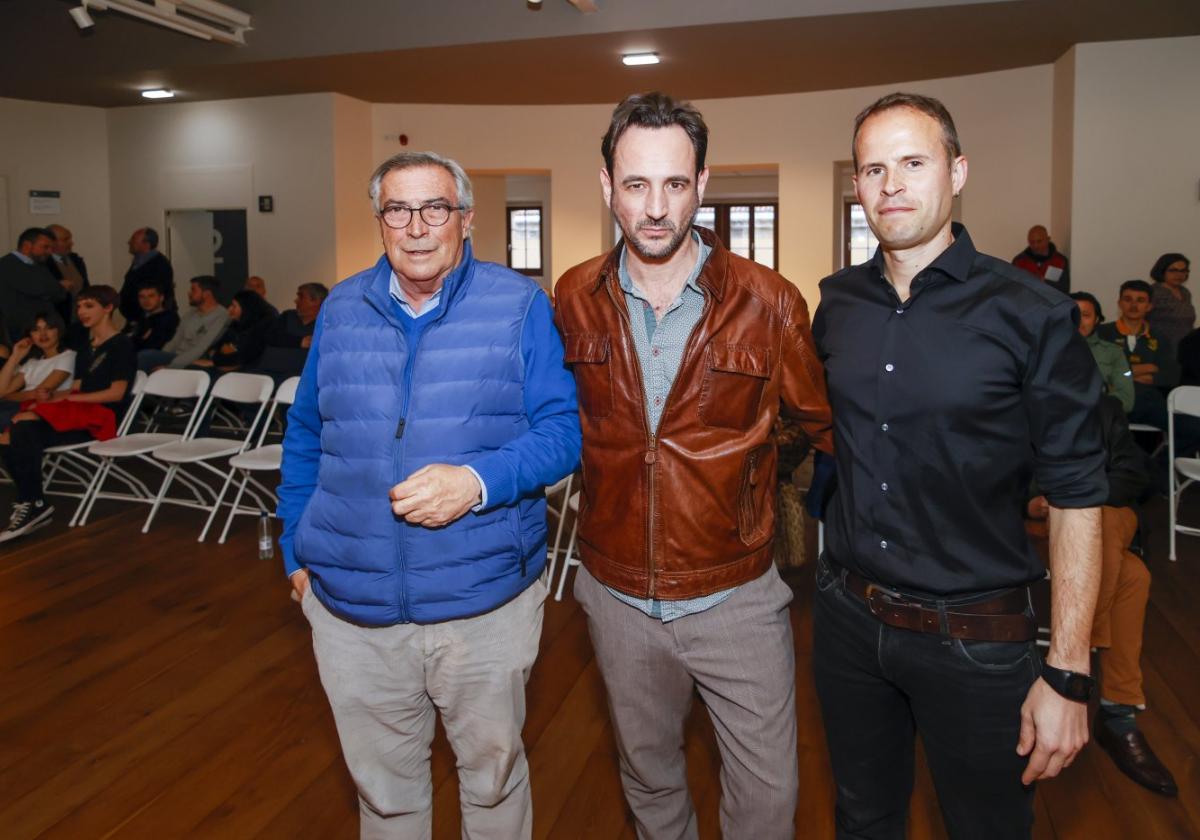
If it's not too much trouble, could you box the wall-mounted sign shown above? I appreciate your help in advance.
[29,190,61,215]
[258,195,274,213]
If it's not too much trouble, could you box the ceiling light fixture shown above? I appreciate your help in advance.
[69,5,96,29]
[70,0,252,45]
[622,52,659,66]
[141,89,176,99]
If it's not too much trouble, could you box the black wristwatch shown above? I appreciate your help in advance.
[1040,663,1096,703]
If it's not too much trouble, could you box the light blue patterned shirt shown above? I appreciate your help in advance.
[605,232,740,622]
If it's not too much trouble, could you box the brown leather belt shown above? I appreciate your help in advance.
[843,569,1037,642]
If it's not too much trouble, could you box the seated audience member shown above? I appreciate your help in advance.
[0,312,75,430]
[124,285,180,352]
[1027,395,1176,797]
[245,275,279,318]
[253,282,327,381]
[136,275,230,372]
[1094,281,1180,426]
[0,286,134,543]
[1147,252,1193,353]
[0,227,67,344]
[1179,327,1200,387]
[193,290,275,372]
[119,227,175,323]
[1071,292,1134,412]
[1012,224,1070,293]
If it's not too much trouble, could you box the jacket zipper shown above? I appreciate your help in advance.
[394,324,429,622]
[603,274,713,599]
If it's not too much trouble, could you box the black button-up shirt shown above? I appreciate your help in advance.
[813,225,1106,596]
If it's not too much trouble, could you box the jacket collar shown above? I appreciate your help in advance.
[591,225,728,302]
[363,240,476,327]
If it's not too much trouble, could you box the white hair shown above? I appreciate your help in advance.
[367,151,474,212]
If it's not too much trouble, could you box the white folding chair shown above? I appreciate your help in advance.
[143,372,275,534]
[1168,385,1200,561]
[542,473,574,586]
[1128,422,1166,458]
[42,371,150,501]
[554,490,583,601]
[206,376,301,543]
[71,369,211,527]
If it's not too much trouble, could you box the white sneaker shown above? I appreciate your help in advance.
[0,501,55,543]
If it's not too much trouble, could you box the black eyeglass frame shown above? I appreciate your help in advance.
[378,202,465,229]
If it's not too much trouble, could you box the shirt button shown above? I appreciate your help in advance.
[896,308,904,314]
[654,396,662,405]
[880,540,888,549]
[652,347,661,357]
[881,423,889,432]
[881,482,888,491]
[884,363,894,372]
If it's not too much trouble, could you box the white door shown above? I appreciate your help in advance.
[165,210,215,305]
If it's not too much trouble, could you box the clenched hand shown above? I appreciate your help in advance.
[389,464,482,528]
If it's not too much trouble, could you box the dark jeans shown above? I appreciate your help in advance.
[137,349,177,373]
[812,555,1039,840]
[2,419,90,502]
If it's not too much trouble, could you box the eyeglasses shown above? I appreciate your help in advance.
[378,202,463,229]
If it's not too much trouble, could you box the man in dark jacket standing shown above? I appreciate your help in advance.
[1013,224,1071,294]
[0,228,66,345]
[278,151,580,839]
[119,227,175,322]
[555,93,834,840]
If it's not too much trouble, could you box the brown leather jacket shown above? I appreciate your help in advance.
[554,228,834,599]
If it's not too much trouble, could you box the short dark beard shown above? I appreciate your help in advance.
[615,202,699,262]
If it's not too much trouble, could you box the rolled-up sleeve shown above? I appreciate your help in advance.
[1024,300,1108,508]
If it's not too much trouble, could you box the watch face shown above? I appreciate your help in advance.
[1066,673,1092,699]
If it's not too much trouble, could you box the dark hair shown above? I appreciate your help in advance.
[17,227,54,248]
[232,290,274,325]
[77,284,120,311]
[1119,279,1153,299]
[852,92,962,172]
[142,227,160,249]
[1069,292,1104,323]
[297,282,329,303]
[1149,252,1190,283]
[190,275,220,295]
[601,91,709,176]
[24,310,66,358]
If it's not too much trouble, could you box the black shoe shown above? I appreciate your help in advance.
[1095,717,1179,796]
[0,501,55,544]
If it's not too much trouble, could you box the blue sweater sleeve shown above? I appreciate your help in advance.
[276,310,325,577]
[468,290,581,507]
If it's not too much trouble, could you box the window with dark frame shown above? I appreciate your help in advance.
[842,200,880,268]
[507,206,542,275]
[690,202,779,270]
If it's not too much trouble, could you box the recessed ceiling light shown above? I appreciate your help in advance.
[622,52,659,67]
[141,89,175,100]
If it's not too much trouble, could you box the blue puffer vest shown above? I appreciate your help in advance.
[294,246,548,625]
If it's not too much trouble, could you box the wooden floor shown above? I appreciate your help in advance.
[1,488,1198,839]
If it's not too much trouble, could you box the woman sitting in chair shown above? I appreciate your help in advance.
[0,286,135,544]
[191,290,275,373]
[0,311,76,432]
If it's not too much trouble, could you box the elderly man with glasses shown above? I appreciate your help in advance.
[278,151,580,839]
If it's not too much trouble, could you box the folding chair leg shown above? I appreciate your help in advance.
[71,459,110,527]
[555,526,580,602]
[199,467,239,543]
[142,464,179,533]
[218,473,252,545]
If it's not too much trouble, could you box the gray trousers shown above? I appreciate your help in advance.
[302,579,547,840]
[574,566,799,840]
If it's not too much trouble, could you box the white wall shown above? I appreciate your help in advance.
[106,93,338,311]
[470,174,508,265]
[373,63,1052,303]
[332,94,379,284]
[1068,35,1200,310]
[0,98,112,283]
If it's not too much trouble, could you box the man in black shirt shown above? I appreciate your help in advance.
[124,285,180,352]
[812,92,1106,838]
[119,227,175,323]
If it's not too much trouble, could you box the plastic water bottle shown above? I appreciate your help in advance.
[258,512,274,560]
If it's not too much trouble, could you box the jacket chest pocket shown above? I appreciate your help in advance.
[699,342,771,430]
[564,332,613,420]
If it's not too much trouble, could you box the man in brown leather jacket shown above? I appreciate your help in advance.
[554,92,833,840]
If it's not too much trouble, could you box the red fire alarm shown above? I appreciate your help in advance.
[399,134,409,146]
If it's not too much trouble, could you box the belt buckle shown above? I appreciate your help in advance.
[864,581,905,612]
